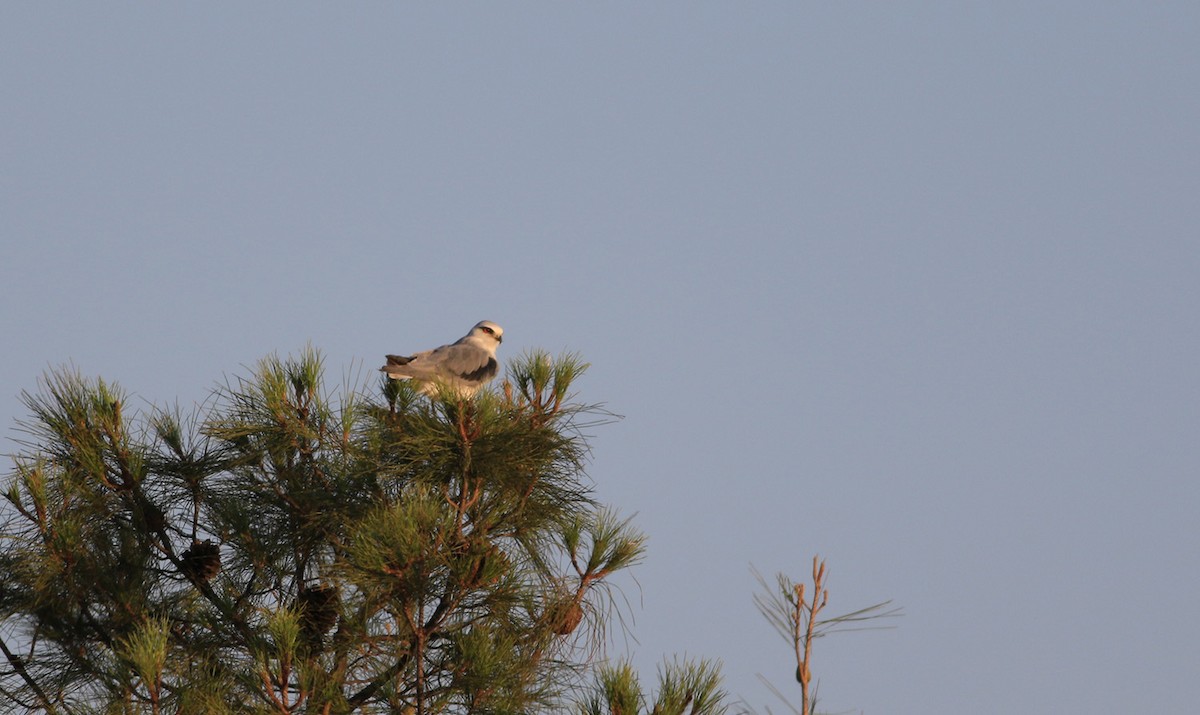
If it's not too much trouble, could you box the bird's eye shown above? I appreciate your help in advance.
[481,327,494,334]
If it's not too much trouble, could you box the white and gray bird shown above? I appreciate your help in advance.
[380,321,504,397]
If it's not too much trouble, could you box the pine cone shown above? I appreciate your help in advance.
[180,540,221,583]
[142,503,166,532]
[298,584,340,644]
[548,597,584,635]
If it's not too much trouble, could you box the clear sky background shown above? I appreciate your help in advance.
[3,3,1198,713]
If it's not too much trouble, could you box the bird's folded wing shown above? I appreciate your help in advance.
[434,344,498,380]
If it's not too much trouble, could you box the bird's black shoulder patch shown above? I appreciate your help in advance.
[459,358,498,382]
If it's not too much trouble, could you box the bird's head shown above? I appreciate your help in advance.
[471,320,504,345]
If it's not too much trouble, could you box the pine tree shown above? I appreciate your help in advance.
[0,349,695,714]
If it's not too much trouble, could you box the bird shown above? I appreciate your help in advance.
[380,321,504,397]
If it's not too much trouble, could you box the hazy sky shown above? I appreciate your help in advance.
[3,4,1199,713]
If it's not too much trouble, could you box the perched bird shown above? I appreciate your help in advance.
[381,321,504,397]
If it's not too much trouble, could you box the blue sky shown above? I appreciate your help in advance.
[3,3,1199,713]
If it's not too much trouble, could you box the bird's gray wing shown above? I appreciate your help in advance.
[382,344,496,383]
[428,343,498,382]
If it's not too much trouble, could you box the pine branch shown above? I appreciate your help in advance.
[345,652,413,708]
[750,557,901,715]
[0,636,57,714]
